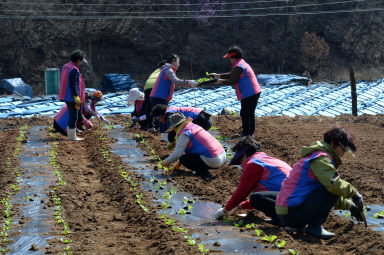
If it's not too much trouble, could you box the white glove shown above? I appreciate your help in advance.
[209,73,219,79]
[214,207,227,220]
[189,80,198,88]
[102,117,110,125]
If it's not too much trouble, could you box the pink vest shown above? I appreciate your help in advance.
[178,122,224,158]
[59,61,85,103]
[232,59,261,100]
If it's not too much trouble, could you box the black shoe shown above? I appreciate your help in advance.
[265,218,281,227]
[197,171,214,181]
[233,133,247,138]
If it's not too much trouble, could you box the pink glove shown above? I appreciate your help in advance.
[82,118,93,129]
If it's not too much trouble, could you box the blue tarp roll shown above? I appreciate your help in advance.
[101,74,137,93]
[0,78,33,98]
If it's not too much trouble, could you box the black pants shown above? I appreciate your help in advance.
[179,153,210,175]
[240,93,260,136]
[193,111,212,131]
[278,186,339,228]
[150,97,168,128]
[250,191,280,222]
[66,102,83,129]
[143,89,153,128]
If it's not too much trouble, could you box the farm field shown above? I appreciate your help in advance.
[0,114,383,254]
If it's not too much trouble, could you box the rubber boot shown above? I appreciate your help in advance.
[305,225,335,239]
[67,128,84,141]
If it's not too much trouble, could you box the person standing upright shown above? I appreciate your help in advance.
[210,46,261,137]
[150,54,197,107]
[59,49,87,141]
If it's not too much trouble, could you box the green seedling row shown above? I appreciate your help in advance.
[48,139,73,254]
[134,132,210,254]
[0,125,28,253]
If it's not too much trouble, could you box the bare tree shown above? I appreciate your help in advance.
[300,32,329,78]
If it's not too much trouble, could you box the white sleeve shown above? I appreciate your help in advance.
[164,68,191,86]
[163,134,189,164]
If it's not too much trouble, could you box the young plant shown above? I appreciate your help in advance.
[261,234,278,243]
[198,243,210,255]
[289,249,300,255]
[234,219,243,228]
[275,240,286,249]
[373,210,384,219]
[254,228,263,237]
[246,223,255,229]
[184,235,196,246]
[179,208,187,216]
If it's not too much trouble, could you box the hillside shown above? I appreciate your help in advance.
[0,0,383,95]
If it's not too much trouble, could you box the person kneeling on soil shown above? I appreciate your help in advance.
[215,137,292,224]
[152,104,212,143]
[126,88,146,129]
[161,112,226,181]
[275,125,365,239]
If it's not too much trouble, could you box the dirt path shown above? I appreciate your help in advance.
[130,114,384,255]
[45,126,197,254]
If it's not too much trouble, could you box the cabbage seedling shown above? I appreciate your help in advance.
[246,223,255,229]
[198,243,210,255]
[275,240,286,249]
[234,220,243,228]
[170,187,177,194]
[289,249,300,255]
[179,209,186,216]
[255,229,262,237]
[184,235,196,246]
[165,219,174,225]
[261,234,277,243]
[373,210,384,219]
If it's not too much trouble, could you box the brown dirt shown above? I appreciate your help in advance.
[1,114,383,254]
[131,114,384,255]
[0,120,26,250]
[44,125,198,255]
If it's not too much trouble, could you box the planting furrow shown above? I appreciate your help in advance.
[5,126,57,254]
[0,125,26,254]
[48,126,195,254]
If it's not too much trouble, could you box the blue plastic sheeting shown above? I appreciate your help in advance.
[101,74,137,93]
[1,74,384,119]
[257,74,309,86]
[0,78,33,98]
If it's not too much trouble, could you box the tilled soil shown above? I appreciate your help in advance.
[1,114,383,254]
[45,125,198,254]
[0,119,28,251]
[131,114,384,255]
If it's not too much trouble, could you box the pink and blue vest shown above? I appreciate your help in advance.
[233,59,261,100]
[248,152,292,192]
[54,104,70,133]
[276,151,334,208]
[178,122,224,158]
[166,106,201,120]
[59,61,85,103]
[150,64,176,103]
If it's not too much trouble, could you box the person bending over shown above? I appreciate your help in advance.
[215,136,292,225]
[161,112,226,181]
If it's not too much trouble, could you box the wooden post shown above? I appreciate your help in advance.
[349,67,357,116]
